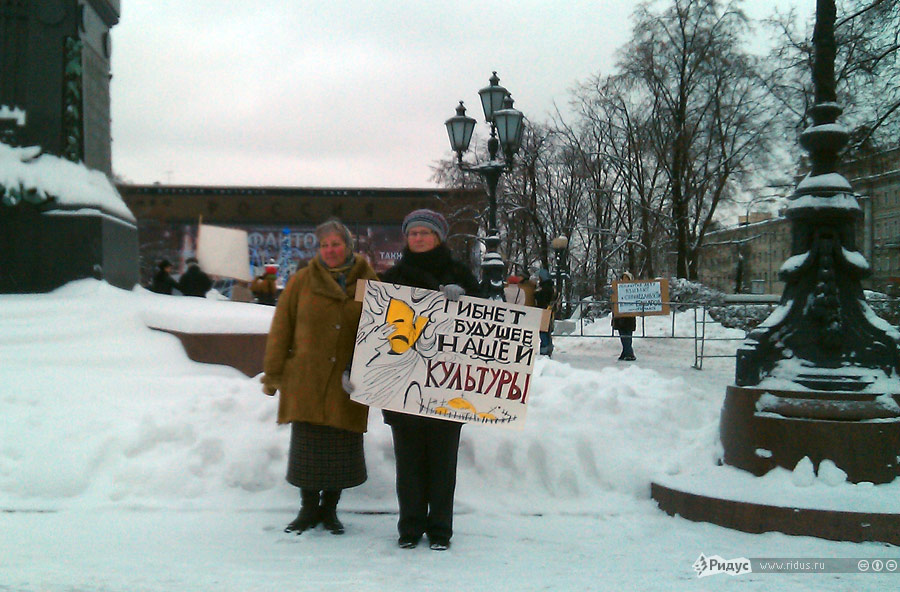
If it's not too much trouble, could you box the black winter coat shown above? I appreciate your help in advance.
[150,269,179,295]
[534,279,555,309]
[379,244,480,295]
[378,244,479,427]
[612,315,637,333]
[178,265,213,297]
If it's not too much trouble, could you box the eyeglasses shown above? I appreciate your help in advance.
[408,229,435,238]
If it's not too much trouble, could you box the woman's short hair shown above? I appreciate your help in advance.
[315,218,354,250]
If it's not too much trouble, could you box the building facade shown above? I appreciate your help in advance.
[699,147,900,295]
[118,184,485,287]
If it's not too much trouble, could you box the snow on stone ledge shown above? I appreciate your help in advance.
[656,462,900,513]
[0,105,26,126]
[136,286,275,334]
[0,142,134,222]
[842,247,870,272]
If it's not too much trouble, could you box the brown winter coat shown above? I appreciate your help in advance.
[519,279,537,307]
[262,254,378,433]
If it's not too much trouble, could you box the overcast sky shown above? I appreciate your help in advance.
[109,0,816,189]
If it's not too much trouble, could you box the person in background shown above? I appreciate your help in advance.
[612,271,637,361]
[149,259,178,295]
[261,219,378,536]
[178,257,212,297]
[252,260,279,305]
[518,271,537,307]
[534,268,556,355]
[378,208,479,551]
[504,275,526,305]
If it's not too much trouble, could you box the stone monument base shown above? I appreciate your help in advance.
[0,206,138,293]
[720,385,900,484]
[651,474,900,545]
[150,328,267,377]
[650,384,900,545]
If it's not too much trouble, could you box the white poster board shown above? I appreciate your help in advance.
[612,278,670,317]
[350,281,542,428]
[196,224,252,282]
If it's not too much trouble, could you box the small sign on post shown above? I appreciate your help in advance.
[350,281,542,428]
[612,278,670,317]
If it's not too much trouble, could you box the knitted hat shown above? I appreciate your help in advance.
[401,209,449,242]
[507,275,521,284]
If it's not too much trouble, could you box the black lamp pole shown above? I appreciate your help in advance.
[735,0,900,390]
[445,72,524,301]
[551,235,569,317]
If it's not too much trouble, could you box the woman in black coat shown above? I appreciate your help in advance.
[379,209,479,551]
[149,259,178,295]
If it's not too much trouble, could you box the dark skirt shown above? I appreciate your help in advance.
[286,422,367,490]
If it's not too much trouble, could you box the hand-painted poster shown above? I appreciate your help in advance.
[612,278,670,317]
[349,281,542,428]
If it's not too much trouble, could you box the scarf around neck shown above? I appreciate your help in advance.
[318,252,356,289]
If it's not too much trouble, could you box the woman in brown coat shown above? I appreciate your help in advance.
[261,219,378,535]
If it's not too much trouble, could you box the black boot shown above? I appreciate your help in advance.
[320,490,345,535]
[284,489,321,534]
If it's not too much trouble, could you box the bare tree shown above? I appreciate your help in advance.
[558,73,669,291]
[620,0,775,279]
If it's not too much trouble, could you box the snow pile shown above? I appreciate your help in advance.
[0,280,726,514]
[3,280,900,591]
[667,277,725,308]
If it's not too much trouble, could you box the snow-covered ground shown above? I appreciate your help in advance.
[2,280,899,591]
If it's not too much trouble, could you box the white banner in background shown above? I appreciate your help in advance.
[196,224,252,281]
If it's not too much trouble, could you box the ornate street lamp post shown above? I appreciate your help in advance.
[551,235,569,317]
[652,0,900,546]
[722,0,900,483]
[445,71,524,300]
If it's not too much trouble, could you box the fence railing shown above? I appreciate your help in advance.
[555,294,900,369]
[554,297,775,370]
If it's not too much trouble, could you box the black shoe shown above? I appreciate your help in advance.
[623,355,636,361]
[398,535,420,549]
[284,506,320,534]
[319,490,345,535]
[428,537,450,551]
[319,507,345,535]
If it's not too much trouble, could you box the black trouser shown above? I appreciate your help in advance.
[619,330,634,358]
[391,420,462,541]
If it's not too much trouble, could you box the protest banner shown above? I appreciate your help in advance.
[196,224,252,281]
[613,278,670,317]
[350,281,542,428]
